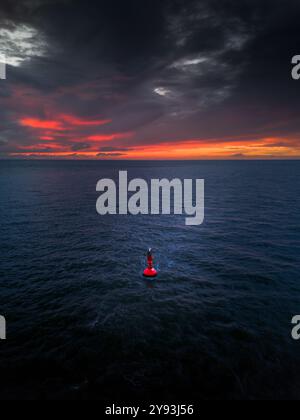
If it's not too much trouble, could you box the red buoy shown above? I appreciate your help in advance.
[143,248,158,278]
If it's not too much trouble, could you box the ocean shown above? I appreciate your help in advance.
[0,160,300,400]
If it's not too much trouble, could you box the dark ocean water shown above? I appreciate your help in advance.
[0,160,300,400]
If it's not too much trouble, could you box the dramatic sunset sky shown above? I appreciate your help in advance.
[0,0,300,159]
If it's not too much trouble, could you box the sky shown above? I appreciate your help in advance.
[0,0,300,160]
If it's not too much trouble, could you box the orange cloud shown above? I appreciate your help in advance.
[40,136,55,141]
[20,118,63,130]
[19,115,112,131]
[15,113,135,156]
[88,132,134,141]
[60,114,112,127]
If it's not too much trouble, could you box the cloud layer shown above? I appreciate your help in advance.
[0,0,300,159]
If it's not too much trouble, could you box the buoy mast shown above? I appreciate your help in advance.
[143,248,158,278]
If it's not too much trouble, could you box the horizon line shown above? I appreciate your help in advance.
[1,158,300,162]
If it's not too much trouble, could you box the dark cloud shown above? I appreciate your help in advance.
[71,143,91,151]
[99,147,130,152]
[231,153,247,159]
[97,152,126,158]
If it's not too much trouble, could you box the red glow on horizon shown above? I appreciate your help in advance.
[10,135,300,160]
[14,110,299,160]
